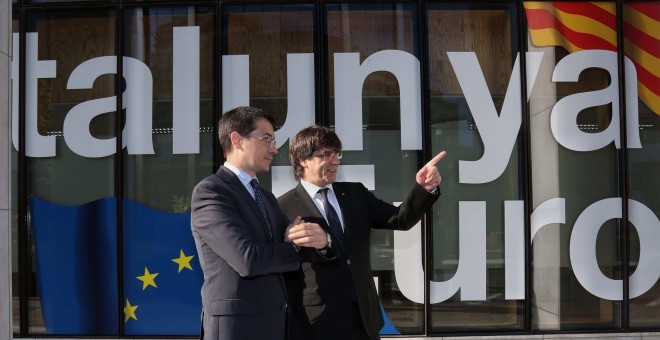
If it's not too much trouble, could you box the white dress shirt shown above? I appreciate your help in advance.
[300,180,345,232]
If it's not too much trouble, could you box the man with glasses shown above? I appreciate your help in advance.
[277,125,446,339]
[191,107,330,340]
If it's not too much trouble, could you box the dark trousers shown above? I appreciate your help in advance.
[350,301,379,340]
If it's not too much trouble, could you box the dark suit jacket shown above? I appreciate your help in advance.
[277,181,439,339]
[191,166,301,340]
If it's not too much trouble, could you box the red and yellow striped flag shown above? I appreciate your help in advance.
[524,2,660,116]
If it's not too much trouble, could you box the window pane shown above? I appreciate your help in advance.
[25,9,117,335]
[327,3,423,335]
[524,1,622,331]
[121,6,214,335]
[223,4,315,189]
[427,3,523,333]
[625,0,660,329]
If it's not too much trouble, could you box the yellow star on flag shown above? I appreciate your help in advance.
[136,267,159,290]
[124,299,138,323]
[172,249,195,273]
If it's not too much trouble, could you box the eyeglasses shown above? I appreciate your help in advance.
[250,134,276,147]
[311,151,342,160]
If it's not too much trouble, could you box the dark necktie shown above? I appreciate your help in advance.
[250,179,272,239]
[318,188,345,248]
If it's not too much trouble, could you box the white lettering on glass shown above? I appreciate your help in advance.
[173,26,200,154]
[449,52,543,184]
[551,50,641,151]
[334,50,422,151]
[64,56,118,157]
[395,201,486,303]
[504,200,525,300]
[394,197,660,303]
[10,29,660,304]
[221,55,249,113]
[221,53,315,148]
[12,33,57,157]
[64,56,154,157]
[571,198,660,300]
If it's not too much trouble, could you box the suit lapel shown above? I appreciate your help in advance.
[294,183,348,254]
[332,183,351,253]
[216,167,274,241]
[294,184,323,219]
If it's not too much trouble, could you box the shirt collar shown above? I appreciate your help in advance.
[300,179,334,199]
[224,161,256,187]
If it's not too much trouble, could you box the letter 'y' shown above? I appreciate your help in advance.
[448,52,542,184]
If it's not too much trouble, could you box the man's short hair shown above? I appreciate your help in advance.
[218,106,276,157]
[289,125,342,180]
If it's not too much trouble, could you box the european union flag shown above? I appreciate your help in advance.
[122,199,203,335]
[31,197,397,335]
[31,197,203,335]
[31,197,118,335]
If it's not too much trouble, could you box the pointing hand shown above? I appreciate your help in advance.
[415,151,447,192]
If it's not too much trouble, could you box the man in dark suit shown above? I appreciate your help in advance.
[277,125,446,339]
[191,107,330,340]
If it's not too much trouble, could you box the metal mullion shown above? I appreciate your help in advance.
[615,0,629,331]
[516,0,533,335]
[115,3,125,336]
[315,0,326,126]
[214,2,221,172]
[218,0,228,171]
[418,0,432,337]
[18,6,29,337]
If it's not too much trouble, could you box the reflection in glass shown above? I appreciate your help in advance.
[427,3,523,333]
[327,3,423,335]
[524,1,621,331]
[625,1,660,329]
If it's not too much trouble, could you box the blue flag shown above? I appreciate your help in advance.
[31,197,399,335]
[122,199,203,335]
[31,197,118,335]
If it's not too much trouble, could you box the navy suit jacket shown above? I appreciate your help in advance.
[191,166,300,340]
[277,181,439,339]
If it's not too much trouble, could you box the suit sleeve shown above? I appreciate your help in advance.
[191,178,300,278]
[366,181,440,231]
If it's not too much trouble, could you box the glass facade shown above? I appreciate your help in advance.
[625,1,660,330]
[327,3,424,334]
[526,2,622,330]
[427,3,524,332]
[9,0,660,337]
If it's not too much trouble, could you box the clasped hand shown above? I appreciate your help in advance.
[285,216,328,249]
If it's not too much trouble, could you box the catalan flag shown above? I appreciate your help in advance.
[524,2,660,116]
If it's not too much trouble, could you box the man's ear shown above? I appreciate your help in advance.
[230,131,242,151]
[299,158,307,169]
